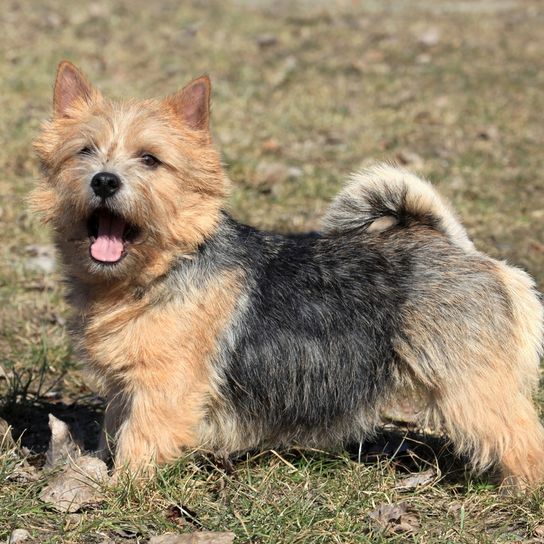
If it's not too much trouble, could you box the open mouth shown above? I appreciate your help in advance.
[87,209,140,265]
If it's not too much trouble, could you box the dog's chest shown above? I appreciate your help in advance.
[78,273,241,384]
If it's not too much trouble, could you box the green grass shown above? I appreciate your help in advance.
[1,0,544,542]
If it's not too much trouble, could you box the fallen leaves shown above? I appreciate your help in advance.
[24,244,56,274]
[395,468,437,491]
[40,455,110,513]
[149,533,235,544]
[44,414,82,468]
[368,501,420,535]
[39,414,110,513]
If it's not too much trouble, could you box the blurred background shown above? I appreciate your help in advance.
[0,1,543,540]
[2,1,543,282]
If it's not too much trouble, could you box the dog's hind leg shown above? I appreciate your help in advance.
[429,366,544,488]
[396,260,544,488]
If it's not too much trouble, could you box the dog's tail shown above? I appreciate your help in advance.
[322,163,475,252]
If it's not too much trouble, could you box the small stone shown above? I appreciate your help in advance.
[9,529,31,543]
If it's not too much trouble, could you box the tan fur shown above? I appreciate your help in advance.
[32,62,235,472]
[84,271,241,471]
[395,249,544,487]
[32,70,228,286]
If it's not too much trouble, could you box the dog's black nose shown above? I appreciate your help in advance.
[91,172,121,199]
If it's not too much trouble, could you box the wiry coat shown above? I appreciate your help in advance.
[33,62,544,489]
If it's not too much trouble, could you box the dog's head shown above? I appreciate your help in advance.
[32,61,228,284]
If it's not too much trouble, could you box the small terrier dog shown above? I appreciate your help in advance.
[32,61,544,488]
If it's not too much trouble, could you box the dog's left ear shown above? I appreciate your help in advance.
[167,75,211,132]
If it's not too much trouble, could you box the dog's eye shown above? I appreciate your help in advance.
[79,146,93,156]
[141,154,160,168]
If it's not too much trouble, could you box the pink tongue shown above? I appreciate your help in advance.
[90,212,125,263]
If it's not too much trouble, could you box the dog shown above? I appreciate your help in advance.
[31,61,544,488]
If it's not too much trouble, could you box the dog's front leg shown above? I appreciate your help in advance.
[110,378,208,475]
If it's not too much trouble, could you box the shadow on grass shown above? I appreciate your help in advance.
[0,397,103,457]
[346,426,475,486]
[189,426,481,489]
[0,378,480,488]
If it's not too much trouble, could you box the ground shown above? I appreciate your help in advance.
[1,0,544,542]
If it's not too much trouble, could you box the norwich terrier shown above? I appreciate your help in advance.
[32,61,544,488]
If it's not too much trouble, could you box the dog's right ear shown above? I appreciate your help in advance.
[53,61,98,118]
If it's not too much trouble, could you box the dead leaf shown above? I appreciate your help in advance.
[44,414,82,469]
[395,468,437,490]
[368,501,420,535]
[149,532,235,544]
[24,244,56,274]
[256,33,278,48]
[40,455,109,512]
[113,527,140,539]
[396,150,424,169]
[529,241,544,254]
[0,417,15,449]
[165,503,200,528]
[418,27,441,47]
[7,463,40,483]
[261,138,281,153]
[252,162,302,189]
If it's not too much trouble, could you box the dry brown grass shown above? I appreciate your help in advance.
[1,0,543,542]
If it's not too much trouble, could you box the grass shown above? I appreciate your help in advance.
[1,0,544,542]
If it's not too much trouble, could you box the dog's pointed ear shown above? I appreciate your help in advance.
[168,75,211,132]
[53,61,98,118]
